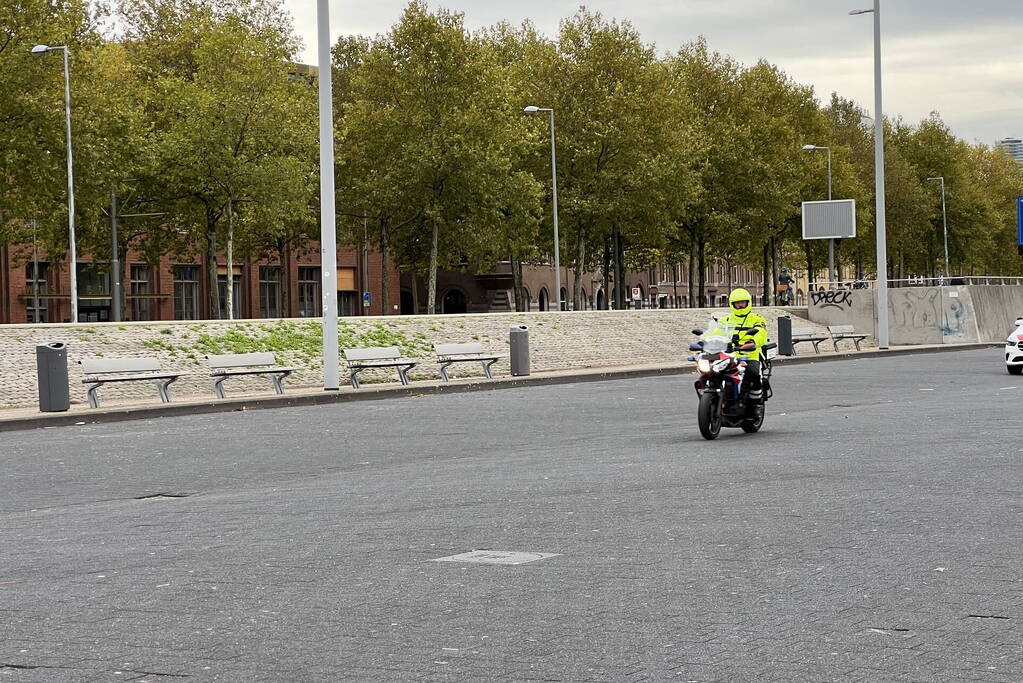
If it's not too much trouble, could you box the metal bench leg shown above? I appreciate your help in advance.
[854,338,863,351]
[271,370,290,395]
[397,364,413,386]
[350,368,362,389]
[86,383,101,409]
[156,380,172,403]
[812,341,822,354]
[483,359,498,379]
[214,377,228,399]
[439,361,452,382]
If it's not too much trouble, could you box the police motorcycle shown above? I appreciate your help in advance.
[688,319,777,440]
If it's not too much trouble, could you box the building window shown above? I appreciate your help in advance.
[25,262,48,323]
[259,265,281,318]
[173,265,199,320]
[130,264,151,321]
[298,266,320,317]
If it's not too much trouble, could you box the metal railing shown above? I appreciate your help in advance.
[811,276,1023,290]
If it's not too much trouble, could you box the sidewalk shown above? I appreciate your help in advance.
[0,342,994,432]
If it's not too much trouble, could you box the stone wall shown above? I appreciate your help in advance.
[0,308,831,409]
[808,285,1023,345]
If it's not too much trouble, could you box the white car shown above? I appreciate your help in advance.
[1006,317,1023,375]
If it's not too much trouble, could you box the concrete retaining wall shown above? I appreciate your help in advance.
[0,308,832,409]
[809,285,1023,345]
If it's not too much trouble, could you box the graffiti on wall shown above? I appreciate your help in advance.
[810,290,852,310]
[890,288,939,330]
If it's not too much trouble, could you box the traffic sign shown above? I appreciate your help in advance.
[362,291,371,307]
[631,287,641,301]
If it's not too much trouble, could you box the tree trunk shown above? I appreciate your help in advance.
[427,219,438,315]
[225,199,234,320]
[601,235,611,310]
[770,236,779,304]
[688,249,696,308]
[614,225,626,309]
[380,218,391,315]
[206,217,220,320]
[672,261,679,308]
[697,235,706,308]
[573,227,585,310]
[281,238,293,318]
[511,257,525,312]
[762,243,770,306]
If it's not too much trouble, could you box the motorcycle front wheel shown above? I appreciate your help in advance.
[741,401,765,433]
[698,392,722,440]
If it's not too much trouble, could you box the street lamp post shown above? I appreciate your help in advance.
[926,177,949,282]
[316,0,339,390]
[523,105,562,311]
[802,144,835,284]
[850,0,889,349]
[32,44,78,323]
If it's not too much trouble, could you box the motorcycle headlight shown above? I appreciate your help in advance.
[697,359,711,373]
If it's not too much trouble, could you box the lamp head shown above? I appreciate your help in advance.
[849,9,874,15]
[523,106,540,114]
[802,144,818,150]
[31,44,51,54]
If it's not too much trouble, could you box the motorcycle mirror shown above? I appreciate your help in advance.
[689,342,703,351]
[691,329,704,336]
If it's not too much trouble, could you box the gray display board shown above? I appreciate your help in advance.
[802,199,856,240]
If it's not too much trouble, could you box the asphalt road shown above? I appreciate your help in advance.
[1,348,1020,682]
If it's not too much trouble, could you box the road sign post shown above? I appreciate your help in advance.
[1017,196,1022,256]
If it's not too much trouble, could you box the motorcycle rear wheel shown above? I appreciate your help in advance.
[698,392,722,440]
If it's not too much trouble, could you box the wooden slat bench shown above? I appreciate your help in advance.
[827,324,868,351]
[435,342,501,382]
[206,352,299,399]
[791,327,827,355]
[79,357,188,409]
[343,346,418,389]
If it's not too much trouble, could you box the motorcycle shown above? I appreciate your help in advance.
[688,320,777,440]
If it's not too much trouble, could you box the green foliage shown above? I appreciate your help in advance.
[189,319,433,364]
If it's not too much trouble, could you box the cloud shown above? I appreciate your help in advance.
[282,0,1023,142]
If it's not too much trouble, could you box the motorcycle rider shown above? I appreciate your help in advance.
[711,288,768,400]
[778,267,794,305]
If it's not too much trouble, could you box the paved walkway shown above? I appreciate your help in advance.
[0,343,994,432]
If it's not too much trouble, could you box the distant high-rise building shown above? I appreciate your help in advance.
[996,138,1023,164]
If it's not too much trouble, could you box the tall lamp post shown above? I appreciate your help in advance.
[316,0,339,390]
[850,0,889,349]
[802,144,835,284]
[523,105,562,311]
[31,44,78,323]
[926,176,949,282]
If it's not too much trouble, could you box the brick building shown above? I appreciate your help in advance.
[0,241,400,324]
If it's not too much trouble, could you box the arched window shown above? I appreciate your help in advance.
[559,287,568,311]
[538,287,549,312]
[578,288,588,311]
[520,287,531,312]
[441,289,467,314]
[596,289,605,310]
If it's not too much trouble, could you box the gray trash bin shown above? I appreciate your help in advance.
[509,325,529,376]
[36,342,70,412]
[777,316,794,356]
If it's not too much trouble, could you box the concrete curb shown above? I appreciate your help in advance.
[0,343,997,433]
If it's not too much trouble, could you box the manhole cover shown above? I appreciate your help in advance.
[431,550,560,565]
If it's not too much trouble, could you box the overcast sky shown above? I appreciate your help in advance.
[281,1,1021,144]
